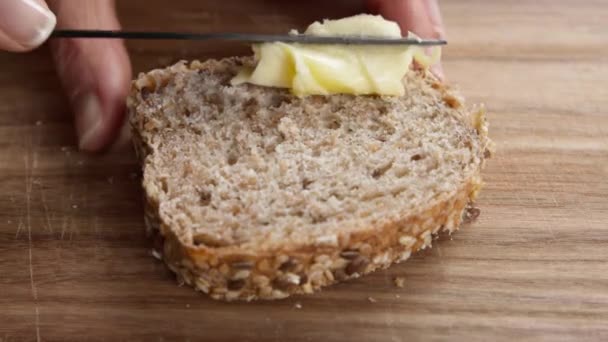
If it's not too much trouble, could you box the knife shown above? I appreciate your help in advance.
[51,30,447,46]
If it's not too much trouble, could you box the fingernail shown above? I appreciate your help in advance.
[0,0,56,49]
[109,121,133,153]
[75,93,105,151]
[431,64,445,81]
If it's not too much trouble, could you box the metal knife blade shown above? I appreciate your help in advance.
[51,30,447,46]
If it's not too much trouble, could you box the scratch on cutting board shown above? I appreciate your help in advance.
[68,193,77,241]
[60,216,68,241]
[24,135,42,342]
[34,307,41,342]
[61,185,76,241]
[14,219,23,239]
[13,193,25,239]
[39,183,53,234]
[24,154,38,300]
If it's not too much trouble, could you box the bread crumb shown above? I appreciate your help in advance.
[186,304,191,308]
[367,297,377,303]
[294,302,302,309]
[35,120,43,126]
[462,206,481,224]
[395,294,401,299]
[151,249,162,260]
[72,204,78,209]
[393,277,406,288]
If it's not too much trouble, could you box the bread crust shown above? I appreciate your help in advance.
[128,59,491,301]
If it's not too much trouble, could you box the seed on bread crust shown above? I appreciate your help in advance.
[339,250,360,260]
[279,259,299,272]
[227,279,246,291]
[231,261,254,270]
[345,256,370,276]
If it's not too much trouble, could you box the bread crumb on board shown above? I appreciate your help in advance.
[393,277,406,288]
[462,206,481,224]
[367,297,377,303]
[151,249,162,260]
[294,302,303,309]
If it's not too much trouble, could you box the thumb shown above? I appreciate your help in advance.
[48,0,132,152]
[367,0,446,80]
[0,0,56,52]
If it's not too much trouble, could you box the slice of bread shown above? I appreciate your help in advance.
[127,57,492,301]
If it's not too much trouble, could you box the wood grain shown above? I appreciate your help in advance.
[1,0,607,341]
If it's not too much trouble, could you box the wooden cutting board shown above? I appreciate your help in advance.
[1,1,607,341]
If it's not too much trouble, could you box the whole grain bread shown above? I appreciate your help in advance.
[127,57,492,301]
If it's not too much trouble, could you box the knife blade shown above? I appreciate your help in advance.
[51,30,447,46]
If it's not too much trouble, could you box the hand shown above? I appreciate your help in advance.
[0,0,132,152]
[367,0,445,80]
[0,0,443,152]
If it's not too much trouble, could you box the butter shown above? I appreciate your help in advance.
[231,14,441,96]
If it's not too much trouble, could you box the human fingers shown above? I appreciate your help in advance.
[48,0,132,152]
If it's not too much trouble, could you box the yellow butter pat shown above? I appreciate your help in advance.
[231,14,441,97]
